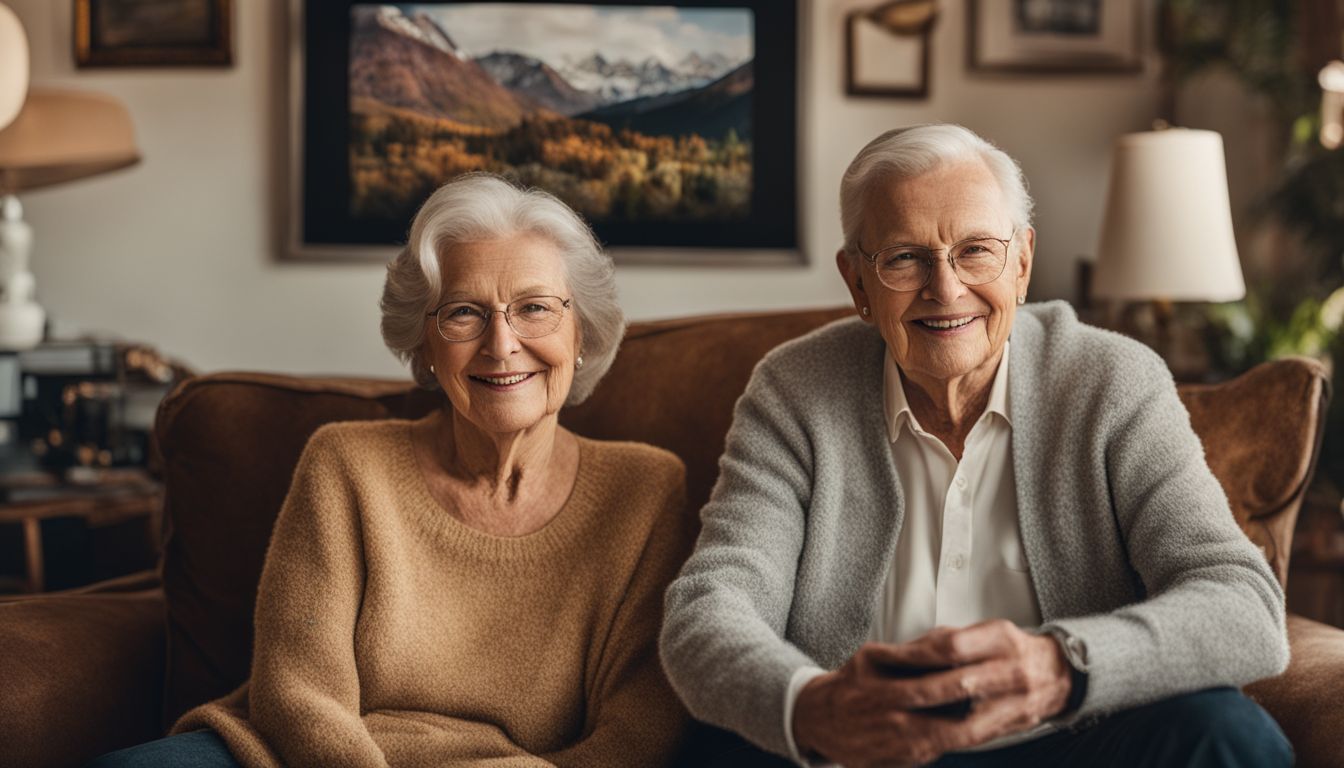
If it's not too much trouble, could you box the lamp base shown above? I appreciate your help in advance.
[0,300,43,350]
[0,195,45,350]
[1111,300,1211,382]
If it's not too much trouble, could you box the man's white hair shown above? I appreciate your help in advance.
[839,124,1034,261]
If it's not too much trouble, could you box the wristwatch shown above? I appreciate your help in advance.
[1040,626,1090,715]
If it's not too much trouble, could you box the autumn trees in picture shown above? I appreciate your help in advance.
[349,4,754,226]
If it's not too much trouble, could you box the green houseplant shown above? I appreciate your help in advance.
[1163,0,1344,484]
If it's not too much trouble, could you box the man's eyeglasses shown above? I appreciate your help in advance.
[427,295,572,342]
[854,230,1015,292]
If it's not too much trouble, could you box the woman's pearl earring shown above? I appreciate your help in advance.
[429,364,435,374]
[1017,296,1025,305]
[576,355,585,369]
[861,306,871,317]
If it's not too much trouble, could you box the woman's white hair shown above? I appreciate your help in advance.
[380,172,625,405]
[839,124,1034,261]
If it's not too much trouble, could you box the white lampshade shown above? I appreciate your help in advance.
[1092,128,1245,302]
[0,3,28,130]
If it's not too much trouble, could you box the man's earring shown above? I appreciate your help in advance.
[861,306,871,317]
[1017,296,1025,305]
[576,355,585,369]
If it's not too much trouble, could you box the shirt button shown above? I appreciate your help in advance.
[951,554,966,569]
[955,476,967,489]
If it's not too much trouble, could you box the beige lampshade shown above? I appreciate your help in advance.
[0,3,27,129]
[0,89,140,194]
[1092,129,1245,302]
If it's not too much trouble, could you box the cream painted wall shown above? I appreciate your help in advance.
[7,0,1161,378]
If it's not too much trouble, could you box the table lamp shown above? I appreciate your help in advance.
[0,3,26,130]
[1320,60,1344,149]
[0,69,140,349]
[1092,128,1245,370]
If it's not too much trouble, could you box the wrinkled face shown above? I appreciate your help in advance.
[839,159,1033,385]
[422,232,579,435]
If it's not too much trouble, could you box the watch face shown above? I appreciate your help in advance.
[1046,628,1089,670]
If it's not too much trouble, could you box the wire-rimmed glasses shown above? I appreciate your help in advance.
[855,230,1016,292]
[427,295,572,342]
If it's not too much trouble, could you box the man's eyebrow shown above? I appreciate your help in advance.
[437,292,477,303]
[871,229,1003,247]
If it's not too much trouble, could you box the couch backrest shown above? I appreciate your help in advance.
[153,307,1328,725]
[1178,358,1328,586]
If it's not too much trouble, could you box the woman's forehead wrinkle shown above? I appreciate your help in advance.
[440,237,568,302]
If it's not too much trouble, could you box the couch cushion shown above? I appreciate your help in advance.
[1244,613,1344,768]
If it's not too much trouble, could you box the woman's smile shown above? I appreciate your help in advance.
[468,371,541,391]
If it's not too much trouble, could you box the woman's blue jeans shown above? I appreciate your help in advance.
[85,730,239,768]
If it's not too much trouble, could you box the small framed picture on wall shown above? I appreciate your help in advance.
[74,0,234,68]
[845,0,939,98]
[968,0,1140,74]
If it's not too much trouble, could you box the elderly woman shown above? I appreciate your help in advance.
[660,125,1292,768]
[90,173,692,768]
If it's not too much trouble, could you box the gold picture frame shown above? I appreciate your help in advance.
[74,0,233,68]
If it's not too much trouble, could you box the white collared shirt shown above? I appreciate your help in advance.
[871,341,1040,642]
[783,343,1048,765]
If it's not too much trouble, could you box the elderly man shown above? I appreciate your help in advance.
[660,124,1292,768]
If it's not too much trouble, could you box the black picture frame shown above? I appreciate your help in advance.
[290,0,799,261]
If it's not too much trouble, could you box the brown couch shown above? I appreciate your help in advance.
[2,307,1342,767]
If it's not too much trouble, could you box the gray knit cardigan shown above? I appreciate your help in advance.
[659,301,1289,759]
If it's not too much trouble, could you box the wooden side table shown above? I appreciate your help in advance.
[0,470,161,593]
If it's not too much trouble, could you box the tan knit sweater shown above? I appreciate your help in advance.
[174,420,693,767]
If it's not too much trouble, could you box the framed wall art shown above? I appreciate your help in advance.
[968,0,1140,74]
[74,0,234,68]
[845,0,939,98]
[289,0,800,262]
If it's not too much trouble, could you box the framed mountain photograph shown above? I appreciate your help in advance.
[289,0,799,262]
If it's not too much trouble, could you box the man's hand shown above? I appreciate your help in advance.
[791,620,1073,767]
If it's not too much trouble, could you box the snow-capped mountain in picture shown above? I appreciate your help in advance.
[678,51,736,81]
[370,5,460,58]
[354,5,748,119]
[552,50,741,104]
[351,5,533,128]
[474,51,603,116]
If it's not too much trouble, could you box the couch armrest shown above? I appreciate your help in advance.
[1245,613,1344,768]
[0,589,167,768]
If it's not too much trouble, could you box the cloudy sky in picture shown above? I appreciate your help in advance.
[408,4,754,67]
